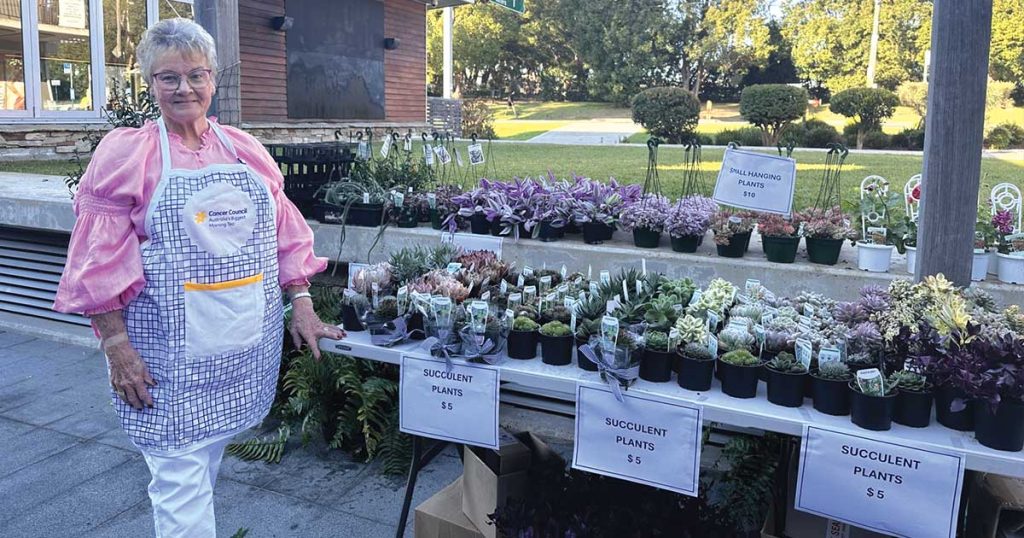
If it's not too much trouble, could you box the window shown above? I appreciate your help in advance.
[103,0,146,106]
[158,0,191,20]
[0,0,27,110]
[37,0,93,111]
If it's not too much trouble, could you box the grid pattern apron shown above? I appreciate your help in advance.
[118,118,284,454]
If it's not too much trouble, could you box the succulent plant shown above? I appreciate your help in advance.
[889,370,930,392]
[845,352,878,371]
[513,316,540,332]
[542,305,572,325]
[658,278,696,305]
[718,326,756,354]
[644,296,680,330]
[576,318,599,340]
[720,349,760,366]
[674,315,707,345]
[513,304,539,321]
[388,246,432,285]
[644,330,671,352]
[729,304,763,323]
[375,296,399,320]
[682,342,712,360]
[767,352,806,373]
[351,262,394,296]
[342,292,370,309]
[764,330,793,354]
[540,321,572,337]
[575,294,608,321]
[816,361,852,381]
[613,298,647,325]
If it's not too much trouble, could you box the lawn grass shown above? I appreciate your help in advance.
[5,141,1019,211]
[493,120,572,140]
[489,100,632,121]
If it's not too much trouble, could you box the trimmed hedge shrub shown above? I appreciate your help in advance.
[631,87,701,144]
[804,125,843,148]
[739,84,809,146]
[986,123,1024,149]
[830,87,899,149]
[862,131,892,150]
[714,127,764,147]
[891,128,925,150]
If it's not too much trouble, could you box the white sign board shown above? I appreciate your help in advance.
[713,147,797,215]
[796,425,966,538]
[442,232,502,257]
[572,384,702,496]
[59,0,87,29]
[399,355,500,449]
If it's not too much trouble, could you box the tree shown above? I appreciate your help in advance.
[990,0,1024,83]
[677,0,775,98]
[830,87,899,149]
[631,87,701,143]
[896,81,928,126]
[739,84,809,146]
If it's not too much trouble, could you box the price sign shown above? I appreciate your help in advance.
[713,147,796,216]
[573,384,702,496]
[796,425,965,538]
[399,355,500,449]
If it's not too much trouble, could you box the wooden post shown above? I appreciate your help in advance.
[915,0,993,286]
[194,0,242,126]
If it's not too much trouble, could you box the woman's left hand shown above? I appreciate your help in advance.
[289,299,346,359]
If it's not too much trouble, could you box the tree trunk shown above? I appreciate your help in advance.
[856,128,866,150]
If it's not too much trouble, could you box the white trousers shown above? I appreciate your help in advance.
[140,435,233,538]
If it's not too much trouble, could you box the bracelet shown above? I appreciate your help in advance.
[102,332,129,351]
[290,291,313,302]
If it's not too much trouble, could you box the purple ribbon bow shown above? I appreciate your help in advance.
[579,343,640,402]
[369,317,415,347]
[421,328,460,372]
[458,326,505,365]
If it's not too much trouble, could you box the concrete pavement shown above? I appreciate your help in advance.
[525,118,641,145]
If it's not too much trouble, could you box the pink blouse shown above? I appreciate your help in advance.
[53,118,326,316]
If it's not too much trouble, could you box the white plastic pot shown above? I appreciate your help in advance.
[905,246,916,275]
[989,251,999,275]
[997,253,1024,284]
[971,250,989,282]
[857,242,894,273]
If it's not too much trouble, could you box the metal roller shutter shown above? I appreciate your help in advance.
[0,227,89,327]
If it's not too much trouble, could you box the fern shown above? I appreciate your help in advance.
[226,425,290,464]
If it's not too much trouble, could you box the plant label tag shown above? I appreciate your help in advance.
[400,355,500,449]
[539,275,553,294]
[600,270,611,285]
[423,145,435,165]
[468,143,485,165]
[454,147,464,167]
[826,520,850,538]
[508,293,522,309]
[427,192,437,209]
[754,325,765,347]
[392,191,405,208]
[606,299,620,315]
[744,279,760,296]
[635,280,643,297]
[571,311,577,333]
[517,274,525,287]
[504,308,514,325]
[480,291,491,302]
[398,286,408,312]
[523,286,537,306]
[707,335,718,357]
[762,312,775,325]
[673,304,683,313]
[804,304,815,317]
[713,147,796,215]
[371,282,380,308]
[837,339,848,360]
[621,281,630,302]
[641,258,647,275]
[564,297,575,310]
[380,137,392,158]
[446,262,463,274]
[560,265,568,279]
[500,280,508,294]
[707,312,719,331]
[795,425,965,538]
[523,266,534,277]
[590,282,599,295]
[433,144,452,165]
[545,292,557,303]
[362,193,370,204]
[403,135,412,152]
[689,289,702,306]
[819,347,841,365]
[357,141,369,160]
[736,294,751,305]
[557,283,569,297]
[798,316,814,331]
[856,368,885,396]
[795,338,813,369]
[573,383,702,497]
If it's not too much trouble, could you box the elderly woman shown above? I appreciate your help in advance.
[53,18,345,537]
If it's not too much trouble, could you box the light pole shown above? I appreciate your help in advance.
[866,0,881,87]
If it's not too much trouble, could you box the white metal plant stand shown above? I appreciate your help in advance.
[991,183,1023,233]
[904,174,922,223]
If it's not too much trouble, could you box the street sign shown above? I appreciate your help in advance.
[490,0,525,14]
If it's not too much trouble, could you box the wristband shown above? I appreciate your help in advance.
[102,332,129,351]
[291,291,313,302]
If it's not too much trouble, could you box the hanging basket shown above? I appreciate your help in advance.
[762,235,799,263]
[632,227,662,249]
[806,237,844,265]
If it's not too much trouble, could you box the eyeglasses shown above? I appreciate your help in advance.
[151,68,213,91]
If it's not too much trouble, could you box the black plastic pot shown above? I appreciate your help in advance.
[718,360,762,399]
[346,202,385,227]
[677,354,715,391]
[849,383,896,431]
[811,374,851,416]
[490,218,504,236]
[670,235,701,253]
[640,349,674,383]
[576,337,598,371]
[540,334,573,366]
[314,202,346,224]
[396,210,419,228]
[717,231,751,258]
[806,237,844,265]
[538,221,561,242]
[975,399,1024,452]
[340,304,365,332]
[564,222,581,234]
[469,213,490,235]
[507,329,538,360]
[935,385,975,431]
[600,223,614,241]
[429,209,445,230]
[518,222,531,239]
[633,227,662,249]
[894,389,933,428]
[407,312,426,341]
[583,222,612,245]
[767,368,806,408]
[762,235,800,263]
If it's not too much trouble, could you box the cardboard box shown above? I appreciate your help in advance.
[415,477,485,538]
[966,473,1024,538]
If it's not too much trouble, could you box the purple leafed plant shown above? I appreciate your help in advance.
[664,196,717,238]
[619,194,671,232]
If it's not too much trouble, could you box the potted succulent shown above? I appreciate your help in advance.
[620,194,671,249]
[315,180,388,227]
[890,370,933,428]
[757,213,800,264]
[393,191,421,228]
[532,195,570,242]
[677,342,715,392]
[765,352,807,408]
[718,349,762,399]
[340,292,369,332]
[797,206,854,265]
[954,331,1024,451]
[849,371,897,431]
[711,210,755,258]
[539,321,574,366]
[664,196,717,253]
[811,361,853,416]
[717,326,755,355]
[639,330,675,383]
[508,316,540,360]
[575,318,600,372]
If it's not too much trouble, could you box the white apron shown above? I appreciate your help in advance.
[117,118,284,454]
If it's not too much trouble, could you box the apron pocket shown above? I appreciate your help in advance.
[184,273,266,357]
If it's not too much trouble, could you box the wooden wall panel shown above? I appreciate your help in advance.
[384,0,427,122]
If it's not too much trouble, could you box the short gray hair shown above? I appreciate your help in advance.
[137,18,218,81]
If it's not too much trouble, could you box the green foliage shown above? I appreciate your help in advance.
[861,131,892,150]
[897,81,929,123]
[889,370,930,392]
[461,99,497,139]
[739,84,809,145]
[644,295,680,331]
[712,126,764,147]
[658,277,696,306]
[830,87,900,149]
[226,425,290,464]
[682,342,713,360]
[630,87,701,144]
[767,352,806,373]
[718,327,756,354]
[721,349,759,366]
[375,296,399,320]
[987,123,1024,149]
[542,305,572,324]
[575,294,608,321]
[513,316,540,331]
[990,0,1024,83]
[540,320,572,337]
[891,128,925,150]
[988,80,1017,111]
[389,246,433,285]
[707,433,784,532]
[229,528,250,538]
[645,330,671,352]
[816,361,852,381]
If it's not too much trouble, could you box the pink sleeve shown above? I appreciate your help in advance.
[53,128,149,315]
[226,127,327,288]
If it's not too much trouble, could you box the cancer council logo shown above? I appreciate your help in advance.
[194,211,207,224]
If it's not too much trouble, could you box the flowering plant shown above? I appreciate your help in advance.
[618,194,671,232]
[710,210,755,245]
[756,213,799,238]
[796,206,855,240]
[664,196,717,238]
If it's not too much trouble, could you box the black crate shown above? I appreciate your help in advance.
[266,142,357,217]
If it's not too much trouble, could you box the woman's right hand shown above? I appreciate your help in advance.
[106,341,157,410]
